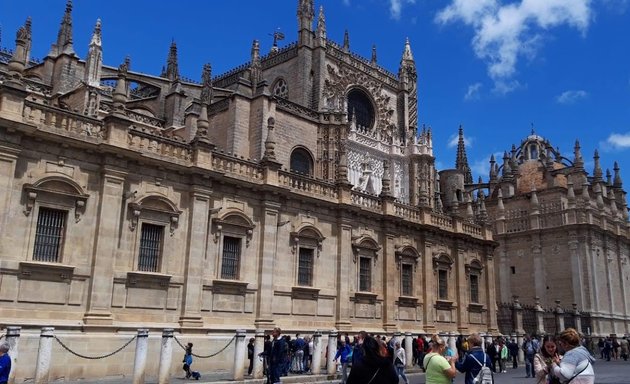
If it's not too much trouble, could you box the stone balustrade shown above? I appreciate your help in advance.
[278,170,338,200]
[127,128,192,164]
[22,101,106,140]
[350,190,382,212]
[212,152,264,181]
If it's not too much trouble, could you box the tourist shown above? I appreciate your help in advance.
[424,335,457,384]
[182,342,193,379]
[456,333,491,384]
[552,328,595,384]
[508,338,519,369]
[619,337,629,361]
[0,342,11,384]
[523,335,537,378]
[534,335,561,384]
[346,335,398,384]
[268,327,288,384]
[247,338,255,376]
[394,341,409,384]
[334,338,352,384]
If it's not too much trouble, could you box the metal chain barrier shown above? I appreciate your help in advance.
[174,335,236,359]
[54,335,137,360]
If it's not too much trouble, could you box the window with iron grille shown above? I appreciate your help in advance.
[359,257,372,292]
[138,223,163,272]
[401,264,413,296]
[33,207,67,262]
[438,269,448,300]
[298,247,314,286]
[221,236,241,280]
[470,274,480,303]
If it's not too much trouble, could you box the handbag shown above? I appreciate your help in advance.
[366,367,381,384]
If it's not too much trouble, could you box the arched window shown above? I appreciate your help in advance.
[290,148,313,176]
[347,89,375,130]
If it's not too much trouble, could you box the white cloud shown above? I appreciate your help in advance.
[556,90,588,104]
[436,0,592,93]
[464,82,483,100]
[390,0,416,20]
[447,133,474,148]
[602,132,630,151]
[470,152,503,180]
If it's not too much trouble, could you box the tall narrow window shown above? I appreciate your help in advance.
[470,274,480,303]
[359,257,372,292]
[221,236,241,280]
[33,207,67,262]
[438,269,448,300]
[138,223,163,272]
[290,148,313,175]
[298,247,314,286]
[401,264,413,296]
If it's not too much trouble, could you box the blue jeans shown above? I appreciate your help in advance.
[525,354,534,377]
[396,365,409,384]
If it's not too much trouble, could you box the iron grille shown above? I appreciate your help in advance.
[359,257,371,292]
[438,269,448,299]
[401,264,413,296]
[470,274,479,303]
[138,223,163,272]
[33,207,66,262]
[221,236,241,279]
[298,247,314,286]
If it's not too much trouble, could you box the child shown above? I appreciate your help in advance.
[183,343,193,379]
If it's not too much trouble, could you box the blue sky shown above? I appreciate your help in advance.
[2,0,630,190]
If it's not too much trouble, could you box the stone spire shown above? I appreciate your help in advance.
[502,151,511,176]
[196,63,212,139]
[380,161,392,197]
[263,117,277,161]
[402,37,414,62]
[250,40,262,93]
[592,150,603,183]
[371,45,377,65]
[343,29,350,52]
[50,0,75,57]
[496,189,505,218]
[84,19,102,87]
[316,5,326,43]
[489,154,497,182]
[573,140,584,169]
[455,125,473,184]
[112,57,129,116]
[613,162,623,188]
[162,40,180,81]
[7,17,32,82]
[606,169,612,186]
[297,0,314,46]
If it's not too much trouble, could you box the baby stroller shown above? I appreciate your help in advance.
[190,371,201,380]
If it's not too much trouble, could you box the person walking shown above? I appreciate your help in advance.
[347,335,399,384]
[456,333,492,384]
[508,338,519,369]
[523,335,536,378]
[334,338,352,384]
[552,328,595,384]
[0,342,11,384]
[269,327,288,384]
[182,343,193,379]
[394,341,410,384]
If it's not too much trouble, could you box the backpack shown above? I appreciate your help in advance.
[471,353,494,384]
[524,341,534,355]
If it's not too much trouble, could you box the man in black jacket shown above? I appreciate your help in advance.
[268,327,288,384]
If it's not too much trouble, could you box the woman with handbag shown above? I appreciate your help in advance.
[423,335,458,384]
[534,335,562,384]
[552,328,595,384]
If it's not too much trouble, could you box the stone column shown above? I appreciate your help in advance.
[404,332,413,368]
[485,247,499,333]
[158,329,174,384]
[6,326,21,384]
[311,331,323,375]
[513,296,525,363]
[327,331,338,375]
[35,327,54,384]
[179,186,212,327]
[555,300,565,332]
[534,297,545,335]
[423,238,436,333]
[455,244,469,329]
[83,165,127,325]
[335,218,353,329]
[573,304,582,334]
[382,234,398,331]
[448,332,457,357]
[479,332,486,352]
[254,201,281,328]
[232,330,247,380]
[252,330,265,379]
[132,329,149,384]
[0,146,20,249]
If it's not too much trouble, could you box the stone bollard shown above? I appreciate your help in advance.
[232,330,247,381]
[253,330,265,379]
[517,334,525,363]
[35,327,54,384]
[158,329,174,384]
[555,300,565,332]
[404,332,413,368]
[6,326,21,384]
[479,333,486,352]
[311,331,323,375]
[326,330,338,376]
[132,329,149,384]
[448,332,457,357]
